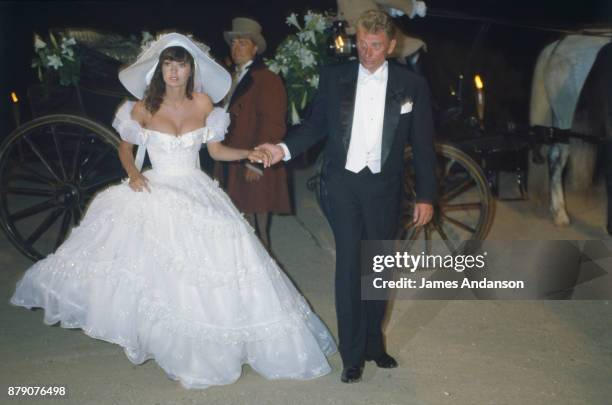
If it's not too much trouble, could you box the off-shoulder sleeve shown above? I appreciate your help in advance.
[203,107,230,143]
[112,100,143,145]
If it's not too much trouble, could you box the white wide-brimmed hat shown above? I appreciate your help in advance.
[223,17,267,54]
[119,32,231,103]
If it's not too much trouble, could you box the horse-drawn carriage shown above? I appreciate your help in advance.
[0,30,137,260]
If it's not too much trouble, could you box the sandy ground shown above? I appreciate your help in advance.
[1,166,611,405]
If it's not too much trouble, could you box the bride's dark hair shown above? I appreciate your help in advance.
[143,46,195,114]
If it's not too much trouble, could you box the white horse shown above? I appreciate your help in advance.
[529,33,612,228]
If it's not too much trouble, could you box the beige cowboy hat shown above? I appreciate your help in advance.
[223,17,267,54]
[119,32,231,103]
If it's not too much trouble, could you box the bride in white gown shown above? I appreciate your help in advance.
[10,32,336,389]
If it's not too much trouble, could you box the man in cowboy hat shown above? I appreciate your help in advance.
[215,17,291,249]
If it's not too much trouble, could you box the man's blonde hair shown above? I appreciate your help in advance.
[356,9,396,39]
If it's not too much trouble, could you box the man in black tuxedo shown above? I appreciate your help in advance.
[258,10,437,383]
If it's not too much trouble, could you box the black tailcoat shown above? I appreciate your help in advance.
[285,60,437,367]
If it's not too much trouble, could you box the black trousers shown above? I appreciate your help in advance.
[324,166,401,367]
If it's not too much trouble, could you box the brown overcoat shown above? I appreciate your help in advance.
[215,59,292,214]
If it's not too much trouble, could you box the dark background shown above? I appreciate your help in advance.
[1,0,611,137]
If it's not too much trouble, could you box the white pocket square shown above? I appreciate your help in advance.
[400,100,413,114]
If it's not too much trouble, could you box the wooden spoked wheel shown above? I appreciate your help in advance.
[397,143,495,255]
[0,115,122,260]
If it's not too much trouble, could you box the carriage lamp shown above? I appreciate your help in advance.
[328,20,356,57]
[10,91,20,128]
[474,75,485,129]
[335,35,345,51]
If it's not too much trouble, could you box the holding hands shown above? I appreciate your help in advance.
[246,148,272,167]
[254,143,285,167]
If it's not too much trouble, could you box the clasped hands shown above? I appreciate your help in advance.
[244,147,276,182]
[245,148,273,167]
[254,143,285,167]
[243,145,282,183]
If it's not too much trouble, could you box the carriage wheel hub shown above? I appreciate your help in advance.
[57,184,80,206]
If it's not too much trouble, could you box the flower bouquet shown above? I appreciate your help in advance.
[265,11,334,125]
[31,31,80,86]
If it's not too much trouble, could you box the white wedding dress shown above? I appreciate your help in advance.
[10,101,336,389]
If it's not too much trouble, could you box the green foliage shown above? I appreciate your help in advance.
[265,11,334,125]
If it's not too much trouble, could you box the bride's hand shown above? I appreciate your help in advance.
[128,172,150,193]
[246,149,271,167]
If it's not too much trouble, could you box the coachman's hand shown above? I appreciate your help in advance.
[245,167,262,183]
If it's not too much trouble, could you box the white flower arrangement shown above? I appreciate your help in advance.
[31,32,80,86]
[265,11,333,125]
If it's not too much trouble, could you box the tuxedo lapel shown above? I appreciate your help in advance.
[338,63,359,152]
[381,63,403,167]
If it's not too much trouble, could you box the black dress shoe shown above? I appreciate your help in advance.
[365,353,398,368]
[341,366,363,383]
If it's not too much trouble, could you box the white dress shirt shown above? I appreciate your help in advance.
[345,61,388,173]
[223,60,253,109]
[235,60,252,84]
[279,62,389,174]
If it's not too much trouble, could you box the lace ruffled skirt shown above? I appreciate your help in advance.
[11,168,336,389]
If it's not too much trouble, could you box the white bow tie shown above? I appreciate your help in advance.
[359,64,386,85]
[361,73,384,86]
